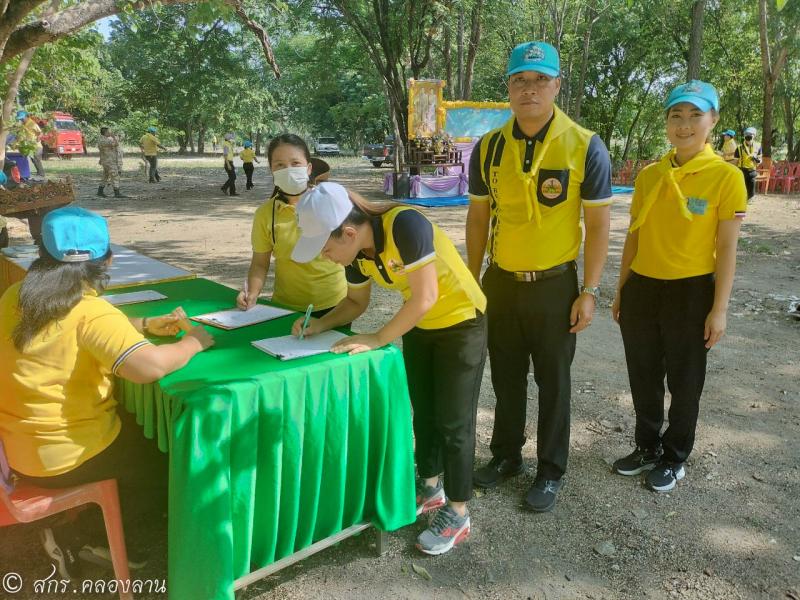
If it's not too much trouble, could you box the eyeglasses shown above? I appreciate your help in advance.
[507,74,555,91]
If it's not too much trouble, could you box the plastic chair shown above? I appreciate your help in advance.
[0,440,133,599]
[756,157,774,194]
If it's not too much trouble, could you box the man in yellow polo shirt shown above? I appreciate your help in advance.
[466,41,612,512]
[735,126,762,200]
[139,126,167,183]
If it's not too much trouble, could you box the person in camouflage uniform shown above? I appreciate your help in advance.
[97,127,126,198]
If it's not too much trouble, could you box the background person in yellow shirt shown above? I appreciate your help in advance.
[220,132,239,196]
[734,126,762,200]
[0,206,213,578]
[236,133,346,314]
[611,80,746,493]
[15,110,45,178]
[138,126,166,183]
[291,182,487,556]
[720,129,737,163]
[240,139,259,190]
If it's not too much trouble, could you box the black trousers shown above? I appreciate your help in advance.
[402,313,487,502]
[483,262,578,481]
[619,271,714,463]
[146,155,160,182]
[222,162,237,194]
[243,162,254,189]
[740,167,757,200]
[18,410,168,546]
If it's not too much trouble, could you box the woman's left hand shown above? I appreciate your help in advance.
[331,333,383,355]
[704,308,727,349]
[145,307,191,337]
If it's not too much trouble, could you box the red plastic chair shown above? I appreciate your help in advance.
[0,440,134,599]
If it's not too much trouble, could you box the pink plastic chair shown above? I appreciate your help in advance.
[0,440,134,599]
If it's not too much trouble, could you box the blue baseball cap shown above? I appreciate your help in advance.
[243,140,253,148]
[506,41,560,78]
[722,129,736,137]
[665,80,719,113]
[147,126,157,133]
[42,206,110,262]
[16,110,27,120]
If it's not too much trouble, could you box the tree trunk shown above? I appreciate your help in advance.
[0,47,36,163]
[255,131,263,155]
[187,122,195,154]
[757,0,790,158]
[573,2,597,121]
[443,21,452,98]
[621,77,655,161]
[462,0,483,101]
[197,125,205,154]
[456,6,464,99]
[686,0,705,81]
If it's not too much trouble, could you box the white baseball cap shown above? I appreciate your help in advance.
[291,182,354,263]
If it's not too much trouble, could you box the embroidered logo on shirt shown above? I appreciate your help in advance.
[387,259,406,274]
[540,177,563,200]
[525,45,545,61]
[686,197,708,215]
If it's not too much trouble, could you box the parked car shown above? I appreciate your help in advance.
[314,137,340,156]
[38,112,84,159]
[362,137,395,168]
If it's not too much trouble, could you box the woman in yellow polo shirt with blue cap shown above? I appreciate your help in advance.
[237,133,346,315]
[611,81,746,493]
[290,182,487,556]
[0,206,214,578]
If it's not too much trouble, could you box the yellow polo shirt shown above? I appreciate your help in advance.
[630,155,747,280]
[736,141,761,170]
[721,138,737,162]
[222,140,236,164]
[0,282,149,477]
[346,207,486,330]
[468,107,613,272]
[240,148,256,163]
[140,133,160,156]
[251,194,346,311]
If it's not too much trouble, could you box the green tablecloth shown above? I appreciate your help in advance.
[113,278,416,600]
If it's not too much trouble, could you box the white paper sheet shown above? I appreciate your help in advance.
[191,304,295,329]
[102,290,168,306]
[251,330,349,360]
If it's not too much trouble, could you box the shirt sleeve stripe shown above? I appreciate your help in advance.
[469,194,490,203]
[403,252,436,272]
[347,280,371,289]
[582,197,613,206]
[112,340,150,375]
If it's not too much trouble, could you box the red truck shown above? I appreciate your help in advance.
[37,112,85,159]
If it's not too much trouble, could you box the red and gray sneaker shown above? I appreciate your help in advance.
[416,505,470,555]
[416,479,446,516]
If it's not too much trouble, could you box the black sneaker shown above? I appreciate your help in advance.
[524,478,563,512]
[79,544,148,570]
[613,446,662,476]
[473,456,523,489]
[646,461,685,492]
[40,526,82,581]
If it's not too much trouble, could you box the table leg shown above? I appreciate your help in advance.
[376,529,389,556]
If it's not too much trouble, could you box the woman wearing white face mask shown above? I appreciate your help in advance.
[236,134,347,313]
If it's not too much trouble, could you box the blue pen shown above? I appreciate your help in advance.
[299,304,313,340]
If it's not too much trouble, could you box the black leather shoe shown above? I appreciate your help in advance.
[524,478,563,512]
[473,456,523,489]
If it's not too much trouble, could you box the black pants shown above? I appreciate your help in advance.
[619,271,714,463]
[402,314,487,502]
[483,262,578,481]
[146,155,160,182]
[740,167,756,200]
[17,410,168,547]
[222,162,237,195]
[243,162,254,189]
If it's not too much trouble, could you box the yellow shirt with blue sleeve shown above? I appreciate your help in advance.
[0,282,149,477]
[345,207,486,330]
[468,106,613,272]
[251,193,346,311]
[630,146,747,280]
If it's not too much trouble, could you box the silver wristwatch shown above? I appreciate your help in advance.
[580,285,600,300]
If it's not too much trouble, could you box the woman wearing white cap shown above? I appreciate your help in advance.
[291,182,487,556]
[610,81,746,493]
[221,132,239,196]
[0,206,214,578]
[734,126,762,200]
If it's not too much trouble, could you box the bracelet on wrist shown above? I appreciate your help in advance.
[142,317,150,333]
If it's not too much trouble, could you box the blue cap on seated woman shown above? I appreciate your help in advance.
[42,206,110,262]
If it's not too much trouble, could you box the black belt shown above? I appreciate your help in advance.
[491,261,575,283]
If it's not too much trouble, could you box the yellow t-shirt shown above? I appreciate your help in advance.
[0,282,149,477]
[140,133,160,156]
[468,107,613,271]
[222,140,236,164]
[722,138,738,162]
[630,152,747,280]
[251,195,346,311]
[20,119,43,148]
[346,207,486,330]
[240,148,256,163]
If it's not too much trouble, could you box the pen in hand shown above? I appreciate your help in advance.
[298,304,313,340]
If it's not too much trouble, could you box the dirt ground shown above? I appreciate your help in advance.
[1,154,799,600]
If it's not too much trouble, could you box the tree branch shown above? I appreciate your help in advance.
[229,0,280,78]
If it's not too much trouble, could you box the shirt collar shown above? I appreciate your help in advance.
[512,113,554,143]
[357,216,385,260]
